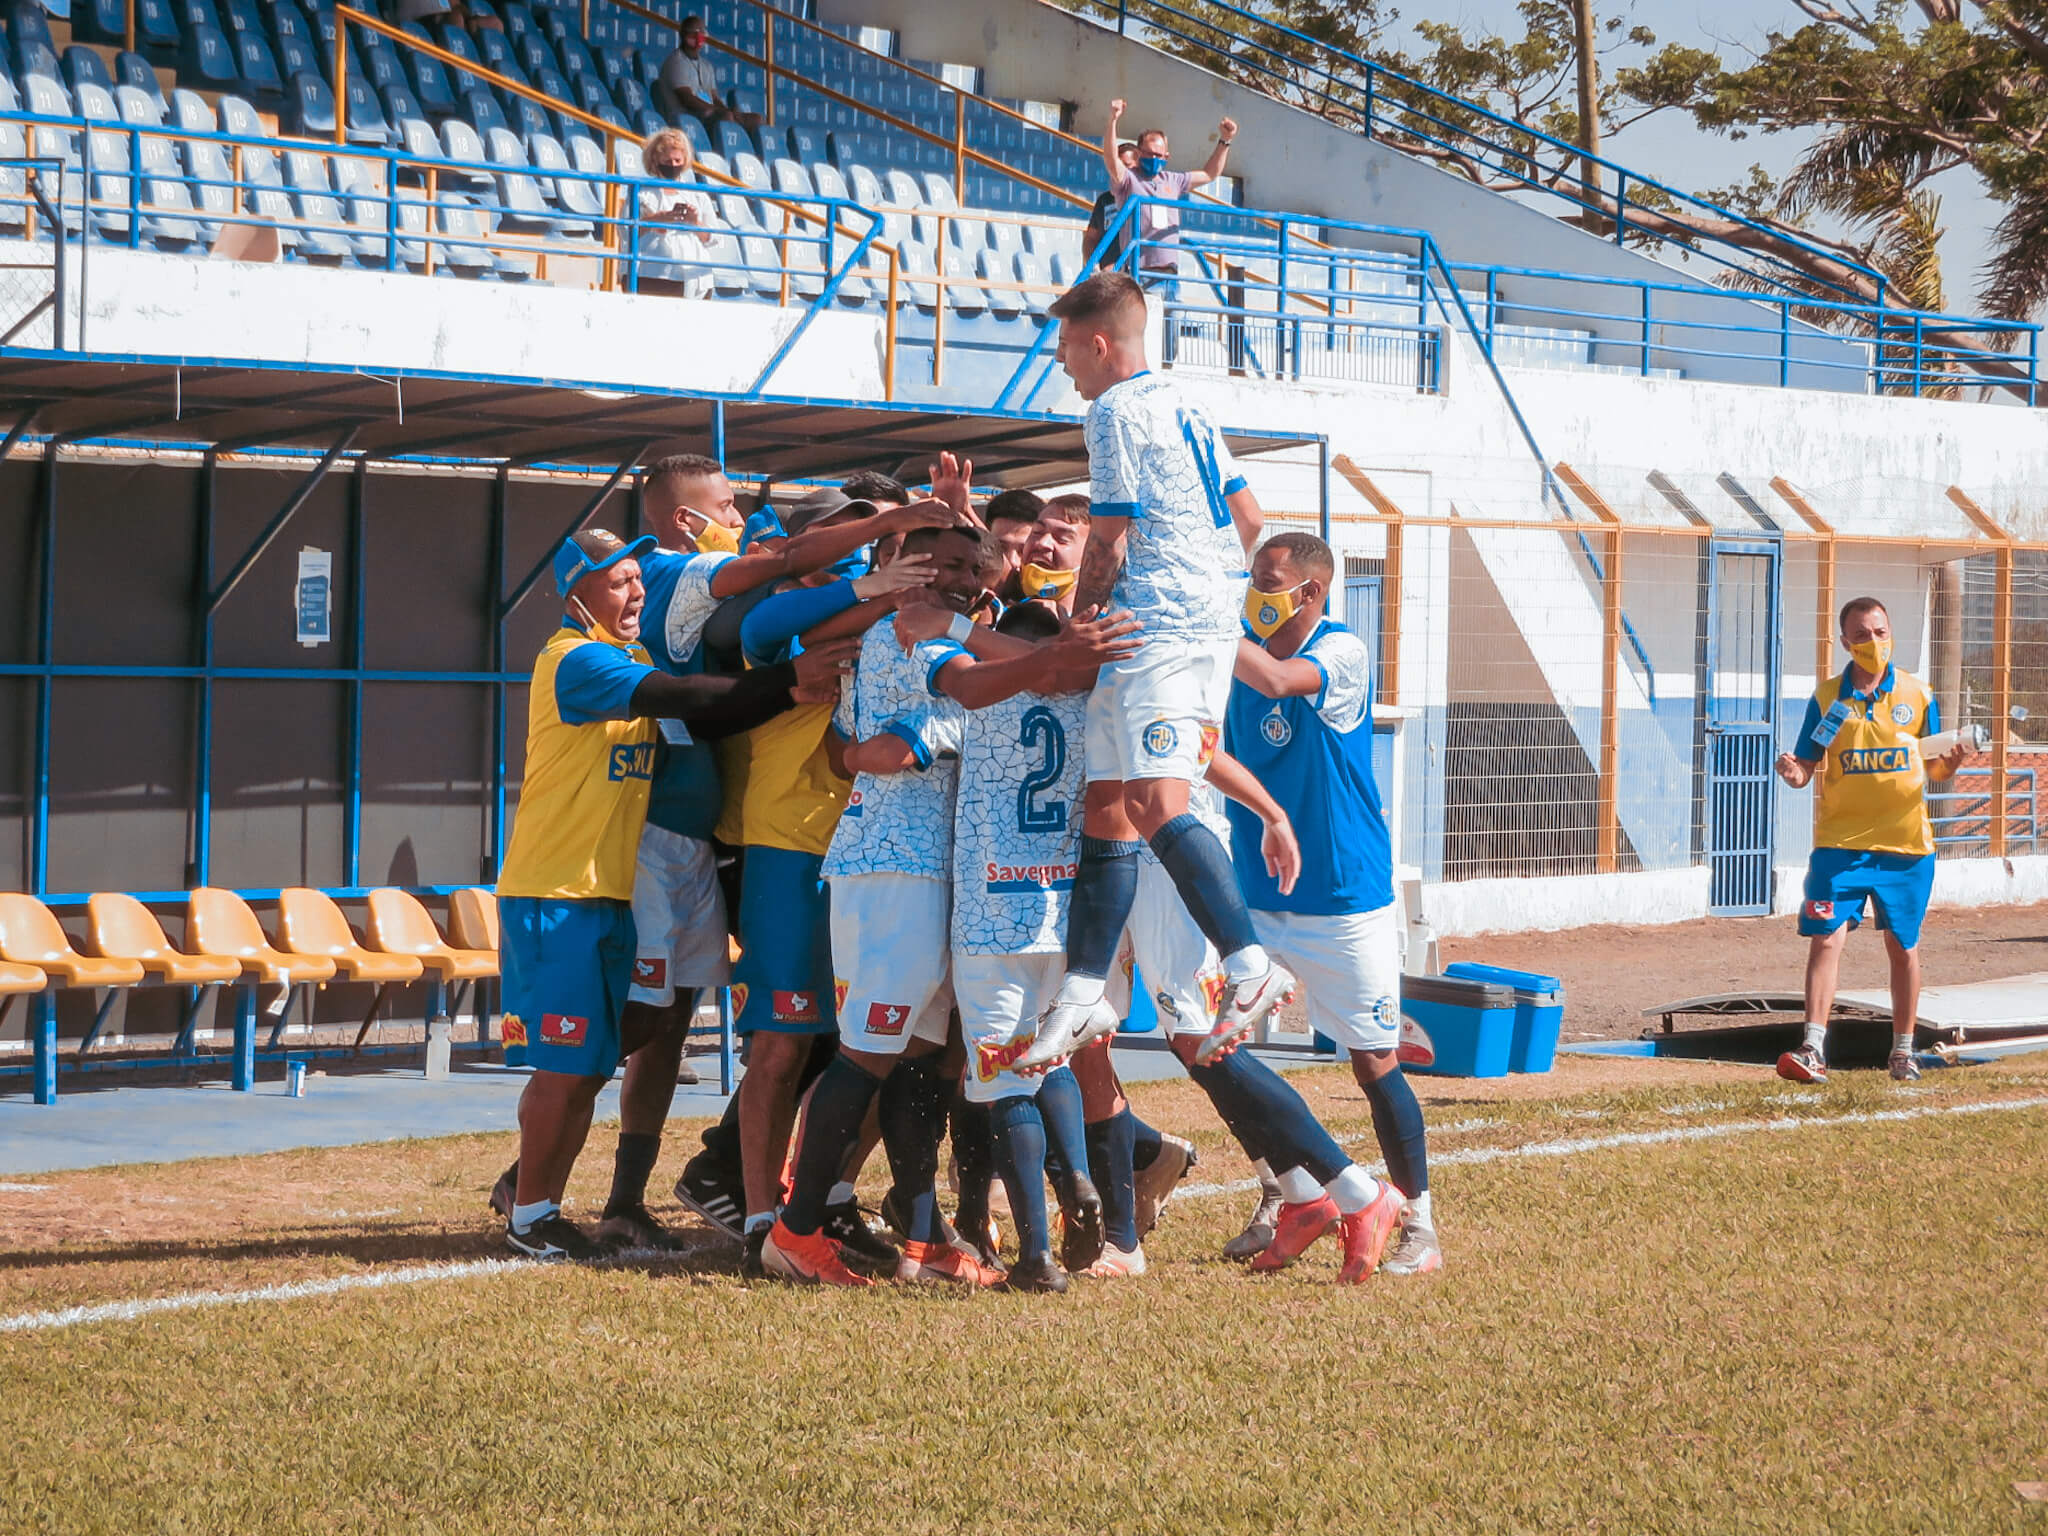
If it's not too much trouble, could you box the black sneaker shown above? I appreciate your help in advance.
[1002,1251,1069,1294]
[741,1223,769,1279]
[487,1161,518,1219]
[595,1202,691,1254]
[674,1164,745,1240]
[506,1212,598,1262]
[1056,1173,1105,1273]
[823,1200,902,1275]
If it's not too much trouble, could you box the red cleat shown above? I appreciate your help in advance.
[1247,1194,1339,1272]
[1335,1180,1405,1284]
[897,1238,1004,1288]
[759,1219,872,1287]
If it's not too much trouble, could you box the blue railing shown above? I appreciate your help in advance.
[1930,766,2039,854]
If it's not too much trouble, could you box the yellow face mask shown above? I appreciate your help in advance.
[1848,634,1892,678]
[569,597,632,649]
[1245,580,1311,640]
[1020,563,1077,600]
[688,513,741,556]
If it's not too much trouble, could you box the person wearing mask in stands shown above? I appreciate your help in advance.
[1101,99,1237,288]
[657,14,762,135]
[637,128,719,298]
[1082,140,1138,269]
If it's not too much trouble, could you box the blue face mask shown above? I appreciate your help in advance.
[1137,154,1168,178]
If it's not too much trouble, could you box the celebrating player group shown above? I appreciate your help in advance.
[491,270,1440,1291]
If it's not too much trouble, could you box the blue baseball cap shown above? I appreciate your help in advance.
[554,528,656,596]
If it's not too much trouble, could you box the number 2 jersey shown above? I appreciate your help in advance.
[950,690,1088,955]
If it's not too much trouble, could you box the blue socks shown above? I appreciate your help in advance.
[1147,812,1260,964]
[1085,1107,1140,1251]
[783,1054,882,1236]
[878,1053,950,1245]
[1190,1049,1348,1184]
[1065,836,1143,979]
[1362,1064,1429,1198]
[949,1089,995,1243]
[989,1095,1052,1261]
[1034,1066,1090,1191]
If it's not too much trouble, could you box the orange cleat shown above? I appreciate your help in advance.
[1247,1193,1339,1273]
[897,1238,1005,1287]
[759,1219,872,1287]
[1335,1181,1405,1284]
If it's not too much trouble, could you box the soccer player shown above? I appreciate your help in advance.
[493,529,849,1260]
[1228,532,1440,1276]
[1028,271,1294,1070]
[1775,596,1968,1084]
[982,487,1045,604]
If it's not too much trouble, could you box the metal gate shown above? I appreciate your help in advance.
[1704,537,1783,914]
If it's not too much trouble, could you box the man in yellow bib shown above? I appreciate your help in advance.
[494,529,850,1261]
[1775,596,1968,1086]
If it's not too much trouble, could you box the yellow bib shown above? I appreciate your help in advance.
[720,700,850,856]
[1810,668,1935,857]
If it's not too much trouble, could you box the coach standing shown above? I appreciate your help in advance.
[495,529,849,1260]
[1774,596,1968,1086]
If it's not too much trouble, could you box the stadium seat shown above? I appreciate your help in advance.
[881,167,922,207]
[85,893,241,986]
[1015,249,1054,315]
[113,82,163,126]
[0,117,29,235]
[180,134,237,240]
[463,87,510,137]
[288,73,338,138]
[939,244,986,314]
[231,29,284,98]
[339,75,393,145]
[186,888,337,988]
[170,86,216,133]
[382,80,427,134]
[274,32,319,83]
[0,894,146,989]
[845,162,884,208]
[16,38,63,83]
[503,94,553,142]
[62,45,116,97]
[276,888,425,987]
[486,126,591,236]
[113,53,170,115]
[438,118,500,196]
[528,131,601,221]
[435,19,482,66]
[364,889,496,1030]
[0,960,51,997]
[131,132,203,244]
[285,149,374,261]
[713,118,752,163]
[8,0,58,55]
[447,887,499,954]
[402,31,458,116]
[977,247,1022,318]
[176,22,238,87]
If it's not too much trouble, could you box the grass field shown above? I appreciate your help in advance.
[3,1055,2045,1535]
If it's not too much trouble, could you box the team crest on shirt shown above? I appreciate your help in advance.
[728,982,749,1019]
[773,989,821,1022]
[1891,703,1913,724]
[632,958,666,988]
[866,1002,911,1036]
[1142,720,1178,757]
[1260,707,1292,747]
[501,1014,528,1048]
[540,1013,588,1046]
[1803,900,1835,921]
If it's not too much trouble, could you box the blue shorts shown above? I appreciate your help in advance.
[1798,848,1936,950]
[732,846,836,1036]
[499,896,636,1077]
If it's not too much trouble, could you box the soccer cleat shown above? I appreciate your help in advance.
[1055,1171,1105,1274]
[897,1238,1004,1287]
[1381,1223,1444,1276]
[675,1057,701,1086]
[1222,1178,1285,1261]
[1247,1193,1340,1273]
[1888,1050,1922,1083]
[1776,1045,1828,1084]
[1133,1133,1197,1238]
[1195,961,1297,1066]
[595,1202,692,1254]
[759,1220,872,1287]
[1083,1242,1147,1279]
[506,1212,598,1262]
[673,1163,746,1240]
[1001,1252,1070,1294]
[822,1200,903,1276]
[1017,996,1096,1071]
[1335,1181,1406,1284]
[1068,998,1123,1056]
[487,1161,518,1220]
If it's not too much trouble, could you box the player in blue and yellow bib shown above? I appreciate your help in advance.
[1776,596,1968,1086]
[494,528,855,1261]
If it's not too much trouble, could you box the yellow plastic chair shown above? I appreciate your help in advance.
[365,889,497,1076]
[0,958,51,1102]
[187,888,338,1092]
[447,887,499,953]
[277,888,425,1054]
[0,960,43,996]
[0,893,146,989]
[87,892,243,1058]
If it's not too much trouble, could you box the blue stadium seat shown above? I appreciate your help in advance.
[476,29,524,81]
[134,0,181,51]
[785,125,821,165]
[274,33,319,81]
[503,93,552,141]
[674,115,712,157]
[69,0,127,46]
[8,0,57,54]
[170,86,216,133]
[437,117,501,197]
[435,21,481,66]
[399,28,458,116]
[978,247,1023,319]
[288,73,337,137]
[113,52,169,112]
[382,80,426,131]
[517,32,558,78]
[281,149,362,262]
[556,35,596,78]
[179,131,232,240]
[113,82,163,125]
[16,38,63,83]
[533,64,569,101]
[881,168,922,207]
[463,88,509,136]
[339,75,392,144]
[844,161,883,208]
[231,30,284,97]
[527,130,602,222]
[631,105,666,140]
[572,73,609,119]
[713,118,751,162]
[501,2,535,41]
[62,45,116,96]
[1015,249,1053,316]
[268,1,311,47]
[132,130,202,245]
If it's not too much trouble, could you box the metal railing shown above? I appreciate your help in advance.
[1930,766,2040,855]
[0,157,67,347]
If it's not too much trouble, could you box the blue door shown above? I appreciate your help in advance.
[1705,538,1782,915]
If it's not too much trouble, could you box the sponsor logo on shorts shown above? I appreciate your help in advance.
[1839,745,1910,774]
[1197,721,1220,767]
[773,989,820,1023]
[607,742,656,782]
[865,1001,910,1036]
[974,1032,1035,1082]
[633,957,666,988]
[501,1014,528,1048]
[1260,707,1291,747]
[728,982,749,1018]
[1142,720,1179,758]
[1395,1014,1435,1068]
[1803,899,1836,921]
[1198,969,1227,1022]
[1891,703,1914,725]
[540,1013,588,1046]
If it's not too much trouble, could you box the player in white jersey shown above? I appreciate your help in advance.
[1031,271,1296,1071]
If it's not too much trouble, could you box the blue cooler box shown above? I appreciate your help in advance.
[1397,974,1518,1078]
[1444,962,1565,1073]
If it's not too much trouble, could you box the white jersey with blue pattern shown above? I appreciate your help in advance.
[951,690,1087,955]
[822,615,969,881]
[640,547,735,674]
[1086,371,1250,641]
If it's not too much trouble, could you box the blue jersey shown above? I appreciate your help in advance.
[1224,621,1392,916]
[637,545,732,841]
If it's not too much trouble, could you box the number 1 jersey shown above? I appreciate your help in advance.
[951,690,1088,955]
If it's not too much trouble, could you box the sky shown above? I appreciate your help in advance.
[1399,0,2003,314]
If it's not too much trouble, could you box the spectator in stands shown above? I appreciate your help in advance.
[1082,140,1138,269]
[637,128,720,298]
[1101,98,1237,286]
[657,15,762,135]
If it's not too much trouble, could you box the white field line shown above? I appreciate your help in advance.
[3,1096,2044,1336]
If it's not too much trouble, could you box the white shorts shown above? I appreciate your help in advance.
[1106,859,1225,1039]
[830,873,954,1056]
[952,950,1063,1104]
[1251,904,1401,1052]
[628,824,732,1007]
[1084,635,1237,783]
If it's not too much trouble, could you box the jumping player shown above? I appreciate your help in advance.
[1229,532,1439,1275]
[1028,270,1294,1069]
[1775,596,1968,1084]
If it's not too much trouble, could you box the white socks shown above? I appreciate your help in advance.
[1222,944,1272,987]
[1802,1021,1828,1055]
[510,1199,556,1232]
[1405,1190,1434,1233]
[1324,1165,1381,1215]
[1892,1031,1914,1055]
[1276,1166,1323,1203]
[1054,973,1108,1008]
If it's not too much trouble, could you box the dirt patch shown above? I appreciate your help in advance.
[1436,900,2048,1042]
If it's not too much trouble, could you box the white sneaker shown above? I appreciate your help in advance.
[1083,1242,1147,1278]
[1018,996,1095,1070]
[1380,1224,1443,1276]
[1067,999,1122,1055]
[1194,961,1297,1066]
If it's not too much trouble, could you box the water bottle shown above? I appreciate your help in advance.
[1918,723,1989,759]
